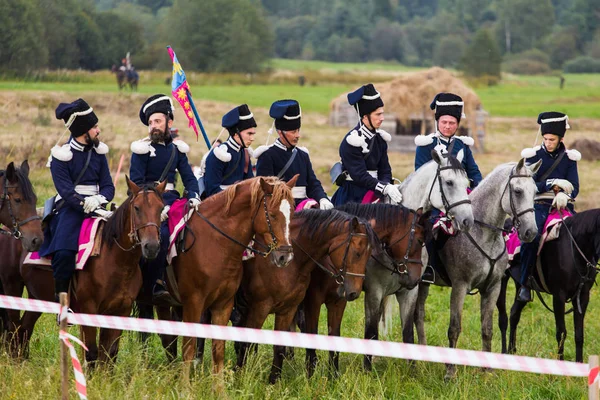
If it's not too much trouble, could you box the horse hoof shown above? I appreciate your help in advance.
[444,366,457,382]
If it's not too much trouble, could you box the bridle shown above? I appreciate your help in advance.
[113,189,162,252]
[370,210,423,275]
[0,174,42,240]
[500,168,535,230]
[195,192,292,258]
[427,163,472,221]
[293,221,369,285]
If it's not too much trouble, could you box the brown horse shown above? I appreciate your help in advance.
[20,178,165,365]
[171,176,296,381]
[233,209,378,383]
[111,65,138,91]
[0,160,43,349]
[302,204,426,377]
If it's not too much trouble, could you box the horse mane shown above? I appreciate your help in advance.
[564,209,600,240]
[221,177,294,216]
[0,168,36,202]
[102,185,160,248]
[295,209,380,249]
[403,154,465,186]
[336,203,411,233]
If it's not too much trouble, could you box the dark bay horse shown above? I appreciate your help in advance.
[234,209,377,383]
[498,208,600,363]
[20,178,165,365]
[111,65,139,91]
[171,176,296,381]
[0,160,43,348]
[302,204,426,377]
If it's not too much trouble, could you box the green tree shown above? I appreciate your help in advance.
[96,11,145,68]
[40,0,81,68]
[74,10,106,70]
[499,0,555,53]
[460,28,502,78]
[433,35,467,68]
[368,20,405,62]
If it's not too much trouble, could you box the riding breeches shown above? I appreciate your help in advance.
[51,250,77,284]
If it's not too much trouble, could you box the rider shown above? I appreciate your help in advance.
[130,94,201,305]
[517,111,580,302]
[331,83,402,206]
[203,104,256,197]
[39,98,115,300]
[255,99,333,210]
[415,92,482,283]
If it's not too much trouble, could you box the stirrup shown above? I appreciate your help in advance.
[56,308,75,328]
[421,265,435,284]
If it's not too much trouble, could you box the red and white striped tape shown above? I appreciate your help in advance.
[590,366,599,386]
[59,330,88,400]
[0,295,590,378]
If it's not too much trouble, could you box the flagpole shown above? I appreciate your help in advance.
[186,89,211,149]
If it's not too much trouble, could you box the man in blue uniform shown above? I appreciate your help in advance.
[204,104,255,197]
[39,98,115,299]
[415,93,482,283]
[130,94,200,304]
[331,83,402,206]
[518,112,580,302]
[414,92,482,187]
[255,99,333,210]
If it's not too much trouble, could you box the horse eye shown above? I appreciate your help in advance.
[445,180,454,187]
[134,205,141,213]
[269,213,277,219]
[514,189,523,196]
[14,198,22,204]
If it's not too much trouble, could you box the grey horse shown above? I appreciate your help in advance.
[412,158,541,380]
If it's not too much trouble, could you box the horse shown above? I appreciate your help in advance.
[171,176,296,382]
[302,151,475,376]
[233,209,378,383]
[111,65,139,91]
[19,178,166,365]
[498,208,600,363]
[413,159,540,380]
[0,160,43,348]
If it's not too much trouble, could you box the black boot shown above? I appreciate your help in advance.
[152,279,177,306]
[517,286,532,303]
[421,265,435,284]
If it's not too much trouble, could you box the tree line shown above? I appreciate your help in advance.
[3,0,600,76]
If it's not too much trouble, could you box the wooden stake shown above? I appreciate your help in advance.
[59,292,69,400]
[590,355,599,400]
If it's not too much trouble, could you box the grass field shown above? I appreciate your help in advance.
[0,71,599,398]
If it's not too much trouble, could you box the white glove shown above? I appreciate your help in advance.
[383,184,403,204]
[549,179,574,195]
[83,195,106,213]
[93,208,113,219]
[160,205,171,222]
[319,198,334,210]
[552,192,570,210]
[189,197,201,209]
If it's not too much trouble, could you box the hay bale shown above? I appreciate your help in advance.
[570,138,600,161]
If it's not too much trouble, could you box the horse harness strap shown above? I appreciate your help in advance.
[158,146,177,184]
[427,164,471,218]
[538,150,566,182]
[113,189,162,252]
[503,170,535,230]
[277,148,297,179]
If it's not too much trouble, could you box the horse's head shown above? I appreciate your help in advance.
[126,177,166,259]
[1,161,43,251]
[376,208,427,289]
[502,158,541,243]
[254,176,297,268]
[429,151,474,232]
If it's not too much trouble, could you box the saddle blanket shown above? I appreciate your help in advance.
[505,209,573,262]
[167,198,195,264]
[25,217,103,270]
[362,190,380,204]
[296,198,319,210]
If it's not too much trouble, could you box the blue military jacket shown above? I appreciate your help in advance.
[331,124,393,205]
[130,136,199,206]
[255,139,327,207]
[521,143,580,200]
[204,137,253,197]
[415,132,482,188]
[39,139,115,255]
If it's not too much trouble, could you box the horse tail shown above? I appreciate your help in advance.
[379,294,395,337]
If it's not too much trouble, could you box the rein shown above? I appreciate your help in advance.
[292,222,368,285]
[427,163,471,220]
[0,174,42,239]
[113,190,162,252]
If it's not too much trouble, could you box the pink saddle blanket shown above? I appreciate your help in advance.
[296,198,319,211]
[167,199,195,263]
[25,217,103,270]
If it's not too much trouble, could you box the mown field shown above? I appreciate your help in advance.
[0,66,599,399]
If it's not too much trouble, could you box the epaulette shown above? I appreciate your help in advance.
[298,146,309,154]
[414,133,435,147]
[173,139,190,153]
[377,129,392,142]
[346,130,369,153]
[566,149,581,161]
[520,146,541,159]
[50,144,73,162]
[214,143,232,162]
[95,142,109,155]
[131,137,155,156]
[454,135,474,146]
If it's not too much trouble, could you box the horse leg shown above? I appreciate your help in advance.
[135,302,154,345]
[508,284,528,354]
[234,306,261,371]
[269,309,298,384]
[81,324,99,369]
[181,297,203,382]
[156,306,178,362]
[573,288,590,363]
[397,287,419,345]
[196,310,210,362]
[480,283,502,373]
[2,280,26,357]
[553,296,567,361]
[209,301,234,376]
[326,298,347,376]
[18,310,42,359]
[98,327,123,365]
[303,290,323,378]
[363,288,385,371]
[445,284,468,381]
[415,284,430,345]
[496,274,509,354]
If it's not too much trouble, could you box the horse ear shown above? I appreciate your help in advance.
[368,218,376,230]
[5,162,17,183]
[259,177,273,195]
[286,174,299,189]
[516,158,525,172]
[529,159,542,175]
[351,216,360,231]
[416,208,428,226]
[155,179,167,194]
[431,150,442,165]
[126,175,141,195]
[456,149,464,163]
[20,160,30,178]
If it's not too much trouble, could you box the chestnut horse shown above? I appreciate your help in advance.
[0,160,43,348]
[302,203,426,377]
[171,176,296,380]
[233,209,378,383]
[19,178,165,365]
